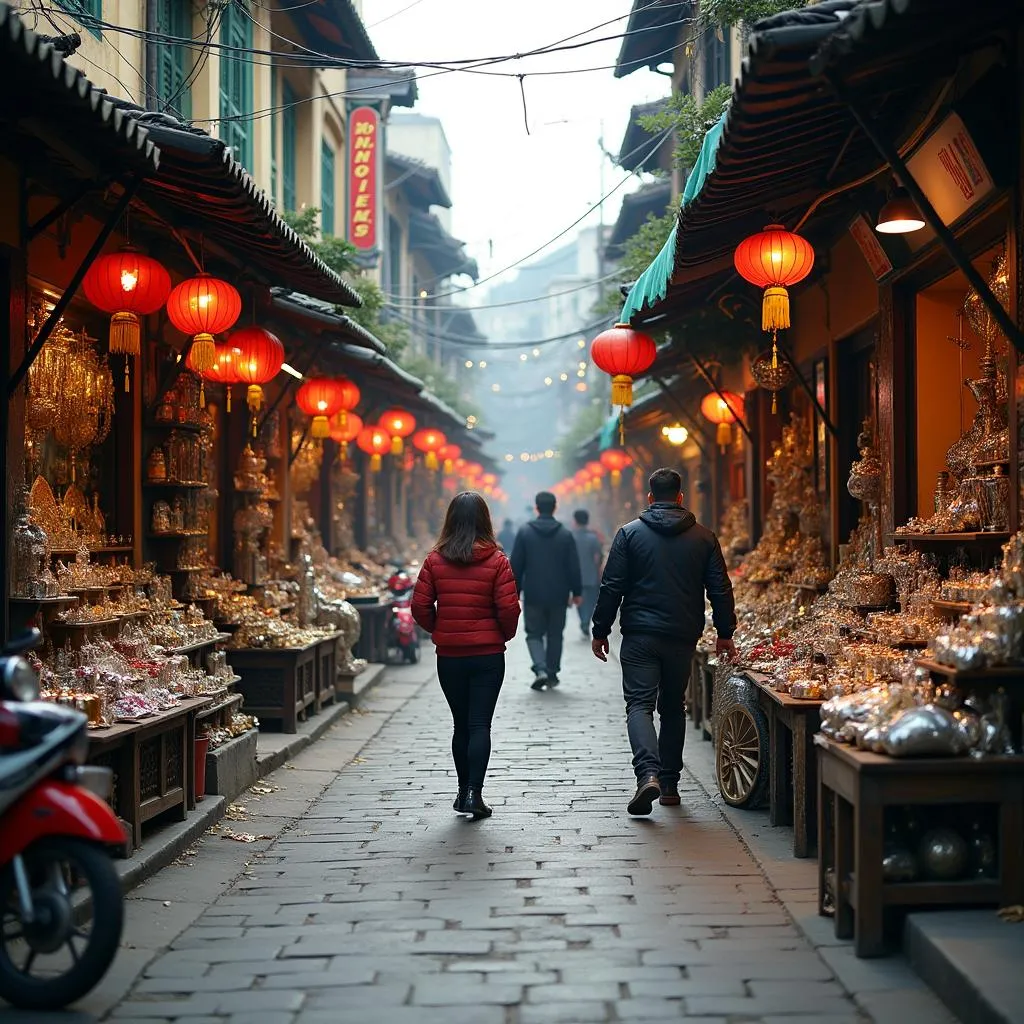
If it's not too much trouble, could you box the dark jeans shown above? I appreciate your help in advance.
[619,633,694,786]
[524,603,567,677]
[578,585,599,635]
[437,653,505,790]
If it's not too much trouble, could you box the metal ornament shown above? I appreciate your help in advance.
[750,336,793,414]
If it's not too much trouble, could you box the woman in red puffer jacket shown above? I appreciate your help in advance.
[412,491,521,820]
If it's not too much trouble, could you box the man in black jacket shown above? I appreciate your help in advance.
[511,491,583,690]
[592,468,736,815]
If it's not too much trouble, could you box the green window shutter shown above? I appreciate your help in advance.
[156,0,192,119]
[281,81,297,212]
[270,64,279,205]
[55,0,101,38]
[219,0,253,168]
[320,140,335,236]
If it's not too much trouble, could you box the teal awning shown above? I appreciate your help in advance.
[598,413,619,451]
[619,111,727,324]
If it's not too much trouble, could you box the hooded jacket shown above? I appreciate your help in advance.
[591,503,736,645]
[412,544,521,658]
[509,515,583,606]
[573,526,604,588]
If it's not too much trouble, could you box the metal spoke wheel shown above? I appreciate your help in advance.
[716,703,769,808]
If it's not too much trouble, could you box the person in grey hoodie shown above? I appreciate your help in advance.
[592,468,737,816]
[572,509,603,640]
[510,491,582,690]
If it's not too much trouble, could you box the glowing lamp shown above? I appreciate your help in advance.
[589,323,657,408]
[356,424,391,472]
[330,412,362,460]
[875,188,925,234]
[379,407,417,455]
[231,326,285,417]
[166,273,242,372]
[662,424,689,446]
[733,225,814,334]
[600,447,632,486]
[439,443,462,475]
[700,390,745,450]
[412,428,446,471]
[296,377,345,439]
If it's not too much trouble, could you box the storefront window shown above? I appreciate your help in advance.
[55,0,101,38]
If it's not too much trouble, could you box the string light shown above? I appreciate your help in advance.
[544,376,553,386]
[578,361,587,369]
[464,359,474,368]
[532,348,541,357]
[576,369,586,378]
[491,383,501,392]
[560,372,569,381]
[519,353,528,362]
[479,360,488,368]
[502,449,561,463]
[577,339,586,349]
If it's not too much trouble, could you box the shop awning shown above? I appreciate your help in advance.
[614,0,690,78]
[619,0,1013,326]
[107,102,361,308]
[407,211,478,281]
[386,153,451,211]
[0,4,158,177]
[286,0,377,63]
[347,67,417,108]
[269,290,385,354]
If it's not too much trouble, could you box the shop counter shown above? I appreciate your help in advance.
[229,641,318,733]
[314,632,342,710]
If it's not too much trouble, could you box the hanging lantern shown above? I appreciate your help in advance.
[439,443,462,474]
[82,248,171,360]
[700,390,745,451]
[481,472,498,488]
[590,323,657,409]
[296,377,345,439]
[357,424,391,472]
[586,461,606,491]
[202,341,242,412]
[600,447,632,487]
[575,468,592,494]
[329,412,363,461]
[166,273,242,372]
[379,407,417,455]
[733,225,814,333]
[412,427,447,471]
[232,326,284,420]
[334,376,361,429]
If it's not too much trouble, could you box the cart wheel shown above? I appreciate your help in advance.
[716,701,768,808]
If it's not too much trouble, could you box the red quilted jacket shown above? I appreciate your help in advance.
[411,544,521,657]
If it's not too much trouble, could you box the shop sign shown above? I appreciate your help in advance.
[907,112,995,227]
[347,106,379,250]
[849,214,893,279]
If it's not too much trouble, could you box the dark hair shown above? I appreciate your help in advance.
[434,491,496,564]
[573,509,589,525]
[535,491,556,515]
[649,467,682,503]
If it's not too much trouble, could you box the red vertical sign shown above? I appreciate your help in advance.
[347,106,379,250]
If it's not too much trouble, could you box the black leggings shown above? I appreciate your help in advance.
[437,653,505,790]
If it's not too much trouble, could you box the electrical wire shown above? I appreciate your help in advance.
[385,310,613,349]
[366,0,429,28]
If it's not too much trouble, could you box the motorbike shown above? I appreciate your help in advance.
[386,569,421,664]
[0,629,126,1011]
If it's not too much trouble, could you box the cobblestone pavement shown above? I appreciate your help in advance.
[1,633,949,1024]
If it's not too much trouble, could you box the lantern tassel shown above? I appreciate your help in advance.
[226,386,232,413]
[199,380,206,407]
[618,409,625,447]
[611,374,634,408]
[611,469,622,488]
[311,415,330,440]
[717,422,731,450]
[246,384,263,412]
[772,391,778,415]
[391,436,403,456]
[370,453,382,473]
[109,311,141,356]
[426,451,439,472]
[189,334,217,373]
[762,286,790,333]
[124,357,131,394]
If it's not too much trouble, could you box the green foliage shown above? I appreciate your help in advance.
[700,0,807,27]
[344,278,409,359]
[638,85,731,174]
[398,351,480,422]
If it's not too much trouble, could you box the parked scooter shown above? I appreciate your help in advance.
[386,569,421,664]
[0,629,126,1010]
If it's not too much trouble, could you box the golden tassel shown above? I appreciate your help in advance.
[311,415,330,439]
[426,451,439,471]
[762,286,790,332]
[189,334,216,372]
[611,469,621,487]
[772,392,778,415]
[226,386,232,413]
[391,436,403,456]
[109,311,140,355]
[124,357,131,394]
[370,453,381,473]
[246,384,263,412]
[618,409,625,446]
[611,374,633,407]
[717,422,731,450]
[199,379,206,407]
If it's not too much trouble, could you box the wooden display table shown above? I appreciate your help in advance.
[314,632,342,710]
[754,678,823,858]
[815,735,1024,957]
[87,695,211,851]
[229,641,318,733]
[352,600,389,664]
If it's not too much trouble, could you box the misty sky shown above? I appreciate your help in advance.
[361,0,673,297]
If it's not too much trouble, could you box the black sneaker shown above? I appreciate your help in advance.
[627,776,661,816]
[531,672,548,691]
[547,674,560,688]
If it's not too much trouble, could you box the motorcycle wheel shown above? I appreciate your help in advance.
[0,838,124,1010]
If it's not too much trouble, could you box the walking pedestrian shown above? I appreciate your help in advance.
[412,492,521,820]
[510,491,582,691]
[572,509,603,640]
[497,517,516,553]
[591,468,737,816]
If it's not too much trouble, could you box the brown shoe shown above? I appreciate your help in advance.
[627,776,661,816]
[659,787,681,806]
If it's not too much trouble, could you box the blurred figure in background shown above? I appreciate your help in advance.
[572,509,603,641]
[497,518,516,553]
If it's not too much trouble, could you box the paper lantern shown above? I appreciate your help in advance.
[439,443,462,474]
[356,423,391,472]
[700,391,745,450]
[334,376,361,428]
[412,427,446,471]
[232,326,284,415]
[296,378,345,439]
[586,461,606,491]
[201,341,242,411]
[590,323,657,408]
[600,447,632,486]
[379,407,417,455]
[733,225,814,333]
[329,412,362,461]
[82,248,171,359]
[166,273,242,372]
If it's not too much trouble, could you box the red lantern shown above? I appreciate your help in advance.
[700,390,745,450]
[200,341,242,412]
[330,411,363,444]
[590,323,657,409]
[481,472,497,487]
[412,428,446,471]
[586,461,607,491]
[439,443,462,474]
[334,377,361,426]
[356,423,391,472]
[574,468,592,494]
[232,326,284,415]
[296,377,345,439]
[600,447,632,486]
[734,225,814,333]
[378,407,417,456]
[82,248,171,358]
[166,273,242,373]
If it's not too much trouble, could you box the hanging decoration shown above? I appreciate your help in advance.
[575,468,592,494]
[438,443,462,475]
[599,447,632,487]
[296,377,345,440]
[329,412,363,461]
[590,323,656,443]
[750,350,794,415]
[82,248,171,391]
[334,377,361,429]
[356,424,391,472]
[200,341,242,412]
[700,390,745,451]
[378,407,417,455]
[231,326,285,429]
[166,273,242,372]
[733,225,814,333]
[412,427,447,471]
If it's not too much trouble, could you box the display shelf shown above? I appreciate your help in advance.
[892,531,1010,546]
[163,633,231,656]
[196,691,244,722]
[914,658,1024,681]
[9,595,80,607]
[49,617,120,630]
[146,418,208,435]
[143,481,209,490]
[931,599,973,618]
[147,531,209,540]
[51,546,133,557]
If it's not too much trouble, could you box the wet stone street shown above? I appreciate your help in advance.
[6,635,942,1024]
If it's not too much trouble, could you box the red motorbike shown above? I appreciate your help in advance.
[386,570,421,664]
[0,630,126,1010]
